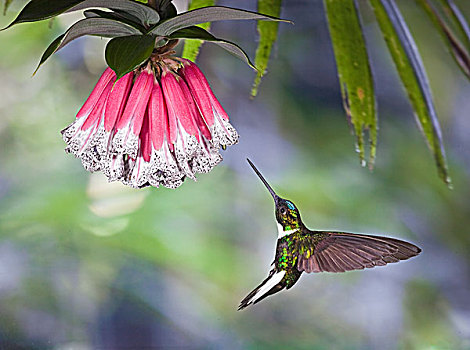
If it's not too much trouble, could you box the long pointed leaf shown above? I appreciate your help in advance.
[370,0,451,186]
[441,0,470,50]
[416,0,470,80]
[84,9,147,32]
[2,0,160,30]
[34,17,142,74]
[67,0,160,26]
[251,0,282,98]
[1,0,85,30]
[181,0,215,62]
[155,0,177,21]
[150,5,289,36]
[169,26,256,69]
[324,0,377,167]
[105,34,156,79]
[33,34,64,75]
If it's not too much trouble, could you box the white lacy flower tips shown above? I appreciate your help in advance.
[62,58,239,189]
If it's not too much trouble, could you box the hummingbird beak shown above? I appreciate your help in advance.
[247,158,279,203]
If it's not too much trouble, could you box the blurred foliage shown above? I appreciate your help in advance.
[370,0,450,186]
[324,0,377,168]
[416,0,470,80]
[0,1,470,349]
[181,0,215,62]
[251,0,282,98]
[3,0,12,15]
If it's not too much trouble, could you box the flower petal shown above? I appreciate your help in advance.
[178,76,212,141]
[140,108,152,163]
[212,112,239,148]
[161,67,198,141]
[149,143,184,188]
[76,67,115,120]
[102,154,127,182]
[125,108,152,188]
[179,59,238,148]
[62,77,114,167]
[104,71,134,132]
[148,79,168,152]
[113,68,153,159]
[179,59,215,126]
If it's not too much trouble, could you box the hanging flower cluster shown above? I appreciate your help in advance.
[62,50,238,189]
[3,0,286,189]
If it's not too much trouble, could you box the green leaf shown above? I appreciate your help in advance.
[323,0,377,167]
[2,0,160,30]
[155,0,177,21]
[84,9,147,32]
[446,0,470,45]
[105,34,156,79]
[3,0,13,15]
[181,0,215,62]
[34,17,142,74]
[1,0,85,30]
[169,26,256,69]
[33,34,64,75]
[67,0,160,27]
[251,0,282,97]
[416,0,470,80]
[150,5,290,36]
[437,0,470,51]
[370,0,451,186]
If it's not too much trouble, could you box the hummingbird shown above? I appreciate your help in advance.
[238,159,421,310]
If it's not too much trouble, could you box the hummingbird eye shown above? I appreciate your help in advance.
[280,207,287,216]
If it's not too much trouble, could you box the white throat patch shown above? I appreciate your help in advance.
[277,223,296,238]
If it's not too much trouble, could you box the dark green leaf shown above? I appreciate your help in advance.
[67,0,160,26]
[84,9,100,17]
[1,0,85,30]
[251,0,282,97]
[416,0,470,80]
[114,8,149,27]
[439,0,470,50]
[34,17,142,74]
[33,34,64,75]
[452,3,470,38]
[181,0,215,62]
[105,34,156,79]
[84,9,147,32]
[150,5,290,36]
[156,0,177,21]
[370,0,451,186]
[169,26,256,69]
[324,0,377,167]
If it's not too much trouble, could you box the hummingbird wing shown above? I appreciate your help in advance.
[296,231,421,273]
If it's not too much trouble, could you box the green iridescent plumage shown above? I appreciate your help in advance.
[238,159,421,310]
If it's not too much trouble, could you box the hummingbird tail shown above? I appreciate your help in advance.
[238,270,286,310]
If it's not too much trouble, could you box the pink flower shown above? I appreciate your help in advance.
[179,59,238,149]
[62,67,115,172]
[112,66,154,160]
[62,57,238,189]
[100,70,134,181]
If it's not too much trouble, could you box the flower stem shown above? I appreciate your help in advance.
[156,39,179,53]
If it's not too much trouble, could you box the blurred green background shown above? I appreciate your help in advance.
[1,0,470,349]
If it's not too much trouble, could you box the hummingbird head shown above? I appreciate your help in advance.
[274,198,302,231]
[247,159,302,231]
